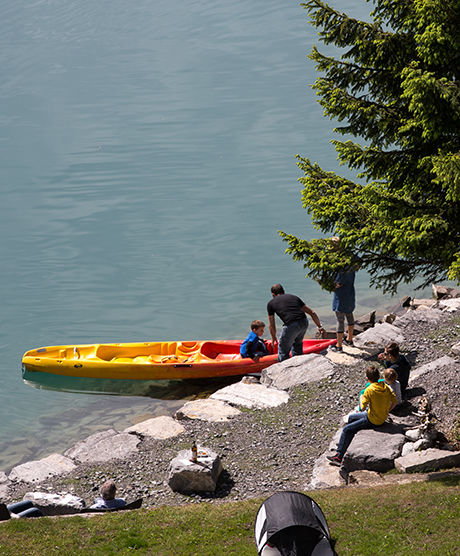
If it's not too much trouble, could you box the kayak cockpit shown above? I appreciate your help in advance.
[93,341,243,364]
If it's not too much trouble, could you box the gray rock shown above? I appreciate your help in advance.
[168,447,223,493]
[395,448,460,473]
[432,284,460,299]
[411,298,436,309]
[343,426,406,472]
[353,323,405,353]
[124,416,185,438]
[400,296,412,307]
[439,298,460,312]
[0,471,7,483]
[65,429,141,464]
[405,429,422,442]
[175,399,241,422]
[413,438,432,451]
[355,310,376,329]
[23,492,86,515]
[401,442,416,457]
[210,381,289,409]
[8,454,76,484]
[394,308,444,326]
[381,313,396,324]
[451,341,460,356]
[0,483,9,499]
[325,346,364,366]
[308,454,347,489]
[409,356,457,383]
[260,354,335,390]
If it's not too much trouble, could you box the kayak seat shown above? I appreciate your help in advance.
[176,342,199,356]
[200,342,240,360]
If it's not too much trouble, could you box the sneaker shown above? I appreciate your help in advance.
[326,453,343,466]
[343,338,354,346]
[329,345,343,352]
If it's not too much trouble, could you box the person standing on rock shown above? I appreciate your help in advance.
[327,366,397,466]
[267,283,325,362]
[328,237,356,353]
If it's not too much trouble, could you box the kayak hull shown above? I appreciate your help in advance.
[22,339,336,381]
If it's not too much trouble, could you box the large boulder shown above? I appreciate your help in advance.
[395,448,460,473]
[432,285,460,299]
[168,447,223,493]
[394,308,444,326]
[124,416,185,438]
[325,347,363,366]
[410,298,437,309]
[409,356,457,384]
[439,298,460,312]
[261,354,335,390]
[353,323,405,353]
[309,454,347,489]
[8,454,76,484]
[23,492,86,515]
[65,429,141,464]
[344,426,406,472]
[210,381,289,409]
[175,399,241,422]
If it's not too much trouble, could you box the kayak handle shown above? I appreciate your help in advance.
[173,364,193,368]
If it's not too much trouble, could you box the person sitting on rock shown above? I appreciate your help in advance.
[382,368,402,406]
[378,342,411,399]
[353,367,402,412]
[90,480,126,510]
[240,320,269,361]
[327,366,397,466]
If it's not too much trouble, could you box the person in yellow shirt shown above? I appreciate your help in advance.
[327,366,397,466]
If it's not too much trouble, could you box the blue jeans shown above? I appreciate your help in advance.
[7,500,43,518]
[278,319,308,361]
[337,411,374,457]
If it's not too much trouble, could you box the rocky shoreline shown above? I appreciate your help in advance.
[2,288,460,512]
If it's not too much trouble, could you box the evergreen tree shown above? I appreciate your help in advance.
[281,0,460,293]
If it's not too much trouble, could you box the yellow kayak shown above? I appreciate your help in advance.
[22,339,336,381]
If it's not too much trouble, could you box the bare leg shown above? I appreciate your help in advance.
[337,331,344,348]
[347,324,354,343]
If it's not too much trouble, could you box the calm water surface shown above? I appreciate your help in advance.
[0,1,421,471]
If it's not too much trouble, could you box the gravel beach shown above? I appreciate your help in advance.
[4,310,460,508]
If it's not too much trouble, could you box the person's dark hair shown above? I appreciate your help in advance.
[251,320,265,330]
[366,366,381,382]
[100,480,117,501]
[385,342,400,358]
[271,284,285,295]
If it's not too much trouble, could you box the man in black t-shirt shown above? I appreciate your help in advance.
[267,283,325,361]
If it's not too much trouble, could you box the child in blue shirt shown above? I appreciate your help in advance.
[240,320,269,360]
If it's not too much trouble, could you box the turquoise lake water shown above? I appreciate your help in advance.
[0,0,425,471]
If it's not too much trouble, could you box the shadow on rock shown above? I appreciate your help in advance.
[193,470,235,500]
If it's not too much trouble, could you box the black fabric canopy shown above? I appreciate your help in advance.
[254,491,336,556]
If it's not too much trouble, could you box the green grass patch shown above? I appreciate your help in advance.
[0,477,459,555]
